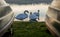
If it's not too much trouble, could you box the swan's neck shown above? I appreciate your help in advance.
[30,12,32,15]
[24,10,29,14]
[24,12,27,14]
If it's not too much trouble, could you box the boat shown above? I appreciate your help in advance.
[0,0,14,37]
[45,0,60,37]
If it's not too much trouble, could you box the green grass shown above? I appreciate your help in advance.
[12,21,53,37]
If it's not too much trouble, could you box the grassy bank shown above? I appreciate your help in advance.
[12,21,53,37]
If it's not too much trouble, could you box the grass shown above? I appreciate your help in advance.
[12,21,53,37]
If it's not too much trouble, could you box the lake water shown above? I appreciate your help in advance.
[10,4,49,22]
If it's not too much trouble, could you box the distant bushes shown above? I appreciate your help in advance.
[5,0,53,5]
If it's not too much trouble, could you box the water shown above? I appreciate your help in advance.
[10,4,49,22]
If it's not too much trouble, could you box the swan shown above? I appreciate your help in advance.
[29,12,38,22]
[33,10,40,20]
[16,10,29,20]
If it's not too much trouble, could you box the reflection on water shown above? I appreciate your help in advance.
[10,4,49,22]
